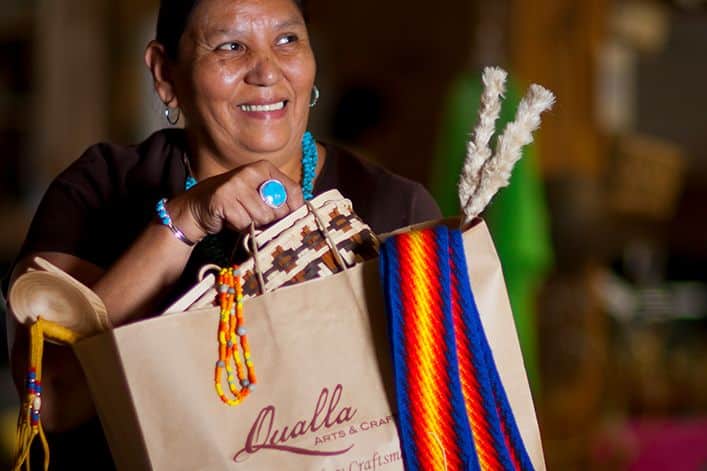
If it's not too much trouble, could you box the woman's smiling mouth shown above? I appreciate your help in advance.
[238,100,287,113]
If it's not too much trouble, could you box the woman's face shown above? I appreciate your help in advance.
[174,0,315,165]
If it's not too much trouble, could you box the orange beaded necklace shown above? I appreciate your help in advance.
[214,266,256,406]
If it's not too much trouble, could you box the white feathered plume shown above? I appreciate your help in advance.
[458,67,507,208]
[459,69,555,225]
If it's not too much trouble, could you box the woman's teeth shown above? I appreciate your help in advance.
[239,101,286,112]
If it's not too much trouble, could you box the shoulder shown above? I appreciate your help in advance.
[54,128,185,200]
[316,143,441,233]
[13,129,186,270]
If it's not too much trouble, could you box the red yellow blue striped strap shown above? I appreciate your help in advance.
[380,226,534,471]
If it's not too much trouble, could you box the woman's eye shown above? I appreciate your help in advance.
[276,34,298,46]
[216,42,244,52]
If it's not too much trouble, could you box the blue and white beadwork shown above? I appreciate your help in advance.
[156,198,172,226]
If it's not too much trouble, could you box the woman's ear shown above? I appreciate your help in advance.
[145,41,179,108]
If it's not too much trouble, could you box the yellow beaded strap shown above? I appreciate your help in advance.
[13,318,81,471]
[215,266,256,406]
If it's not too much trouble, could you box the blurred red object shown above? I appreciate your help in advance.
[628,419,707,471]
[594,418,707,470]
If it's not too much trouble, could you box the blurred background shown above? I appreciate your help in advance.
[1,0,706,468]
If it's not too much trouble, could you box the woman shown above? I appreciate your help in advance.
[4,0,440,468]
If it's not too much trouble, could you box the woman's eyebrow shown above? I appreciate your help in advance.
[208,16,305,36]
[273,17,306,30]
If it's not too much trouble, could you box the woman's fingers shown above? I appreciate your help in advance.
[238,189,278,227]
[174,158,311,235]
[220,200,253,232]
[217,160,305,230]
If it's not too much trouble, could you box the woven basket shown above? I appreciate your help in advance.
[164,189,379,312]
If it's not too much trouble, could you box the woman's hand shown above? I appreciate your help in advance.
[166,160,305,241]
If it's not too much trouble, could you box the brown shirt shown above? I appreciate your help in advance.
[3,128,440,468]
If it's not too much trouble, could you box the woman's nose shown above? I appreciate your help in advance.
[244,55,283,87]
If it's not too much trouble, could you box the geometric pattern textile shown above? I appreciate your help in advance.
[239,190,379,300]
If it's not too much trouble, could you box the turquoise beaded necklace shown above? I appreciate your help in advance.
[184,131,318,200]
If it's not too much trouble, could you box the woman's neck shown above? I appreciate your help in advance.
[184,130,304,184]
[182,130,327,191]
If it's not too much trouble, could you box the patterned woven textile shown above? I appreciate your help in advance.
[238,189,379,299]
[379,226,534,471]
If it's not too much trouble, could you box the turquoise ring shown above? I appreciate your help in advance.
[258,179,288,209]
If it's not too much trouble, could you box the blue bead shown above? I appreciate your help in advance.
[156,198,175,226]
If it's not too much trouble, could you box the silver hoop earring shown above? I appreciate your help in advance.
[309,85,320,108]
[164,106,181,126]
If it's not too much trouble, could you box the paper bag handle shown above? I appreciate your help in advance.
[247,222,267,294]
[305,200,349,270]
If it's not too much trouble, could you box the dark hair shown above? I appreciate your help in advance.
[156,0,306,60]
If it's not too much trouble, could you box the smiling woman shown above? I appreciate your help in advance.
[3,0,440,468]
[148,0,316,176]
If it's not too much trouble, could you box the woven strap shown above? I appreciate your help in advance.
[12,318,81,471]
[380,226,534,471]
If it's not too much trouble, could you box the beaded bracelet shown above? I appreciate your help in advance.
[155,198,197,247]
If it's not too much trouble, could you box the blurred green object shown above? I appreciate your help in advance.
[431,73,553,391]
